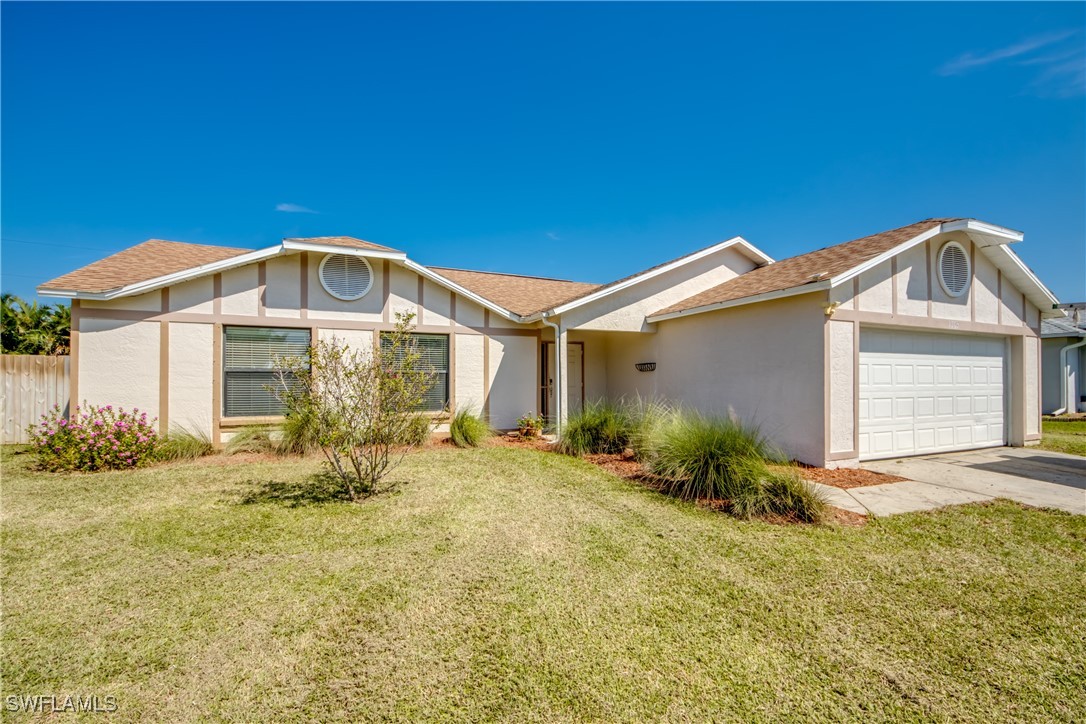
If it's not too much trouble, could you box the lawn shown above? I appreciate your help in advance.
[2,445,1084,722]
[1040,419,1086,457]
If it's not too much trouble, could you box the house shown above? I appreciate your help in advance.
[38,217,1062,468]
[1040,307,1085,414]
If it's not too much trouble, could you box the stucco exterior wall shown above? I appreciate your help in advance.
[828,320,855,456]
[567,330,609,404]
[487,335,537,429]
[561,246,758,332]
[220,265,260,316]
[169,277,215,314]
[306,254,385,322]
[455,333,486,413]
[265,255,302,319]
[651,293,827,465]
[318,328,374,355]
[82,290,161,312]
[168,322,213,432]
[1042,337,1086,413]
[78,318,161,418]
[603,333,658,402]
[1024,335,1040,436]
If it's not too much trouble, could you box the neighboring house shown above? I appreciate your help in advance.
[38,217,1061,468]
[1040,309,1086,414]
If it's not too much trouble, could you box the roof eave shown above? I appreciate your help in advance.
[646,282,831,323]
[36,245,284,300]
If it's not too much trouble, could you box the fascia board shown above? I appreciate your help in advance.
[37,245,284,300]
[646,282,830,323]
[281,240,407,260]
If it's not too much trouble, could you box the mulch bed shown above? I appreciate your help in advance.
[490,433,557,452]
[797,464,907,490]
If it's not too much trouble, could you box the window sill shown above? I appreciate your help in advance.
[220,416,286,428]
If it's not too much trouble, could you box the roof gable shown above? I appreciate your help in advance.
[650,219,954,318]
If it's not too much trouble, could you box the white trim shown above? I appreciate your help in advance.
[936,240,971,298]
[527,236,773,319]
[401,259,522,322]
[941,219,1023,244]
[981,243,1062,317]
[38,245,284,300]
[280,239,406,260]
[318,253,375,301]
[829,225,944,288]
[646,282,829,323]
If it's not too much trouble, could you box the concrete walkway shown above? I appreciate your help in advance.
[810,447,1086,517]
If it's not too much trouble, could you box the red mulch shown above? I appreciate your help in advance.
[797,463,907,490]
[583,450,646,480]
[490,433,556,452]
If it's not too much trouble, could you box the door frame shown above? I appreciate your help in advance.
[540,341,585,419]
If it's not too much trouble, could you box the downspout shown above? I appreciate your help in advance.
[1052,336,1086,415]
[541,311,562,437]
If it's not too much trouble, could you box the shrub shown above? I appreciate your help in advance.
[647,411,779,500]
[28,403,158,472]
[450,408,490,448]
[400,414,434,447]
[225,425,276,455]
[730,467,827,523]
[558,400,633,456]
[626,397,677,462]
[277,408,321,455]
[158,426,214,461]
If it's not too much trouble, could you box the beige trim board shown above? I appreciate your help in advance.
[300,253,309,320]
[212,274,222,316]
[257,262,267,317]
[825,450,859,462]
[382,260,390,323]
[482,332,491,420]
[212,322,223,446]
[834,309,1036,338]
[159,321,169,435]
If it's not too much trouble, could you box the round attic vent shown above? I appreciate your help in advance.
[319,254,373,301]
[937,241,970,298]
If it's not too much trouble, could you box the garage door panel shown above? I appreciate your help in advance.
[859,329,1005,460]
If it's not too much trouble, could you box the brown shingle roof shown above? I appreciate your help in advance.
[284,236,401,253]
[39,239,254,294]
[429,267,601,317]
[652,218,959,317]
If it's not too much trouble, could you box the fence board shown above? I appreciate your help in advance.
[1,355,70,444]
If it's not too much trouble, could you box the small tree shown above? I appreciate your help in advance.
[275,313,436,501]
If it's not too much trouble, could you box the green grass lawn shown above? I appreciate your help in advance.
[1040,419,1086,457]
[3,445,1084,722]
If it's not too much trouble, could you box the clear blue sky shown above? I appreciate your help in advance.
[3,2,1084,304]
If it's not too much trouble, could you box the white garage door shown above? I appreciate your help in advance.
[858,329,1005,460]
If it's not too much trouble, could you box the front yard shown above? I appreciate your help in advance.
[2,445,1084,721]
[1040,418,1086,457]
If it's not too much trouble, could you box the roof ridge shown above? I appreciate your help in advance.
[429,265,599,286]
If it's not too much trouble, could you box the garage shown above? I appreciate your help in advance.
[858,328,1006,460]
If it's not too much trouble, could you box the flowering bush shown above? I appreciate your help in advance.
[28,403,159,472]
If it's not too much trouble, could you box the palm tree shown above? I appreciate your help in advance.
[0,293,70,355]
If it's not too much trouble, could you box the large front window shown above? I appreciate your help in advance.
[223,326,310,417]
[380,332,449,412]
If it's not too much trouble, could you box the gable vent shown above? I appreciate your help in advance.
[937,241,970,298]
[319,254,374,301]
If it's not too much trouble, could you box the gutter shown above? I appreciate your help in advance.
[540,312,563,437]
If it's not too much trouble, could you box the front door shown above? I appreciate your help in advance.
[541,341,585,420]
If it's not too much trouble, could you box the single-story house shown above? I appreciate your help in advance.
[38,217,1062,467]
[1041,310,1085,414]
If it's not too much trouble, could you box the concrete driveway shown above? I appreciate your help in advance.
[858,447,1086,516]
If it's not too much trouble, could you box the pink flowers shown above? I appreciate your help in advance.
[27,402,160,472]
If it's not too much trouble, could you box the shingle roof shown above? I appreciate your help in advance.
[39,239,253,294]
[429,267,601,317]
[283,236,402,253]
[1041,317,1086,338]
[653,218,959,317]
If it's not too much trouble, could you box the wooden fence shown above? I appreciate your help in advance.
[1,355,70,444]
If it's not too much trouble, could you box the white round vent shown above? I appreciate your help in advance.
[319,254,373,301]
[937,241,970,298]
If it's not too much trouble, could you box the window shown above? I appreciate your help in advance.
[319,254,373,300]
[937,241,971,298]
[380,333,449,412]
[223,326,310,417]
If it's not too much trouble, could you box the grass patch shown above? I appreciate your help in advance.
[449,408,491,448]
[1040,419,1086,457]
[2,446,1084,721]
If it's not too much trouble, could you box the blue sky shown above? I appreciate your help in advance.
[2,2,1084,304]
